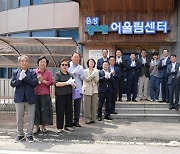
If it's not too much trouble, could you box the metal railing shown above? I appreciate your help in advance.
[0,79,15,113]
[0,79,55,113]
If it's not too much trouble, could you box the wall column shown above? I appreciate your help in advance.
[173,0,180,62]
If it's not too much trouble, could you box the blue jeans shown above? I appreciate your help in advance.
[150,75,160,100]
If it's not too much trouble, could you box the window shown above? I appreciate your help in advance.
[58,29,79,42]
[32,30,54,37]
[55,0,72,2]
[8,0,19,9]
[10,32,29,37]
[32,0,54,5]
[32,0,41,5]
[0,0,8,12]
[0,34,7,36]
[0,68,7,78]
[41,0,54,4]
[19,0,30,7]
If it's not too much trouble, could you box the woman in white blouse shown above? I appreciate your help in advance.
[82,58,99,124]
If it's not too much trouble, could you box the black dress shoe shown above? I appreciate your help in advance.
[175,107,179,110]
[159,100,166,103]
[73,123,81,127]
[111,111,117,114]
[118,98,122,102]
[132,99,137,102]
[104,116,113,120]
[126,99,131,102]
[169,106,175,110]
[90,120,95,124]
[98,117,102,121]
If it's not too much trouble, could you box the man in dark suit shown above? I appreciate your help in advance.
[177,66,180,106]
[97,49,109,70]
[138,49,150,101]
[98,61,113,121]
[158,49,171,103]
[10,55,38,142]
[109,56,120,114]
[126,53,140,102]
[115,49,126,102]
[167,54,180,110]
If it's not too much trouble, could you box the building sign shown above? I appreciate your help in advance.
[85,17,168,36]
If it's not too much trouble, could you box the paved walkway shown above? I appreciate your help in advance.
[1,112,180,145]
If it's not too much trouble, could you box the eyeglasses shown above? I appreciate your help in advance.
[61,64,68,66]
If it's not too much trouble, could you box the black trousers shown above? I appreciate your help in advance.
[168,79,180,108]
[118,76,124,99]
[34,95,53,125]
[55,94,73,129]
[73,96,81,124]
[127,77,138,100]
[110,88,118,112]
[160,76,169,102]
[98,91,111,118]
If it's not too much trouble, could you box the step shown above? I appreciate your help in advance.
[111,114,180,119]
[114,108,180,114]
[115,102,174,108]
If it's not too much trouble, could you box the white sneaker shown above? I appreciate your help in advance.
[150,99,154,102]
[64,127,74,131]
[154,99,159,102]
[57,129,62,133]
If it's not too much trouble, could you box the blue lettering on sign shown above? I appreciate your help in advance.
[86,17,99,25]
[122,21,133,34]
[156,21,167,33]
[85,17,108,36]
[133,21,144,34]
[110,22,122,34]
[85,25,108,36]
[85,17,168,36]
[144,21,156,34]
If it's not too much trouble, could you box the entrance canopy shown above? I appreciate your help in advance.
[0,37,78,68]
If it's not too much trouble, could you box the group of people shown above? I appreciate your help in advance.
[96,48,180,112]
[10,48,180,143]
[10,53,84,143]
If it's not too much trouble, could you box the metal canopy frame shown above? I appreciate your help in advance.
[0,37,78,68]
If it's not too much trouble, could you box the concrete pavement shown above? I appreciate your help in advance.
[1,112,180,153]
[1,113,180,144]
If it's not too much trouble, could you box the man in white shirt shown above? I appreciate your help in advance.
[138,50,150,101]
[158,49,171,103]
[97,49,109,70]
[98,61,113,121]
[68,52,85,127]
[115,50,126,102]
[166,54,180,110]
[126,54,140,102]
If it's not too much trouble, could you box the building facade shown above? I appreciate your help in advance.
[0,0,79,78]
[74,0,180,65]
[0,0,180,77]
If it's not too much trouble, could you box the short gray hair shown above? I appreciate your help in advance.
[18,55,29,62]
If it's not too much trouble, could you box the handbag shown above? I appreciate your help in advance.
[72,88,81,100]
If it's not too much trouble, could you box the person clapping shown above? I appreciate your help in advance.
[54,59,75,133]
[98,61,113,121]
[82,58,99,124]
